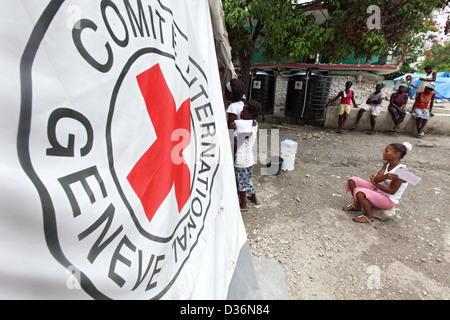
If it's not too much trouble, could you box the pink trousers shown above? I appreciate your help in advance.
[345,177,396,209]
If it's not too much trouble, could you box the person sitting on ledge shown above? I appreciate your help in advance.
[350,83,385,135]
[388,83,409,132]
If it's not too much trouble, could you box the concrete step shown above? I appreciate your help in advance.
[257,106,450,136]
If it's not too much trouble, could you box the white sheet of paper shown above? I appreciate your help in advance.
[396,169,422,186]
[234,120,253,134]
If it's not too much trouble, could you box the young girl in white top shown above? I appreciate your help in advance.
[417,65,437,94]
[225,79,246,128]
[230,100,262,212]
[343,142,412,223]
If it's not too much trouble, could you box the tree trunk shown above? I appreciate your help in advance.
[365,53,373,65]
[238,51,255,99]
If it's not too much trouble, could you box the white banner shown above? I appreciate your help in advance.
[0,0,246,299]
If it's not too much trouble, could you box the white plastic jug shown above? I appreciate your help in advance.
[281,139,298,171]
[281,139,298,156]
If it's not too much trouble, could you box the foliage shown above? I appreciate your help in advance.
[224,0,314,58]
[321,0,447,62]
[420,42,450,71]
[223,0,449,91]
[223,0,323,92]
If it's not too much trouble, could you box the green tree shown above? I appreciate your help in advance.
[420,42,450,71]
[224,0,449,91]
[321,0,448,63]
[223,0,327,93]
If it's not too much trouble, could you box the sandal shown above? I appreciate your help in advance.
[352,215,374,223]
[343,204,361,211]
[247,195,261,206]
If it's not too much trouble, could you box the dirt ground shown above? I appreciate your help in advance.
[242,121,450,300]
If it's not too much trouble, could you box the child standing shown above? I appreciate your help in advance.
[416,65,437,96]
[225,79,246,128]
[230,100,262,212]
[325,81,358,133]
[343,142,412,223]
[400,75,417,99]
[411,83,435,137]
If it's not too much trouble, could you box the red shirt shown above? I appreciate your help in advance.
[339,90,353,105]
[415,91,435,109]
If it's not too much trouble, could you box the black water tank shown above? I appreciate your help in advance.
[284,69,332,120]
[249,69,276,115]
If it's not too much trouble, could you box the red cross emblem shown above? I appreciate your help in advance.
[127,64,191,222]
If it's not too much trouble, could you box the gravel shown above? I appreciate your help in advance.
[241,122,450,300]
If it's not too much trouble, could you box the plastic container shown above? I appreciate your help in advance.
[284,69,332,120]
[249,69,276,115]
[281,154,295,171]
[281,139,298,156]
[280,139,298,171]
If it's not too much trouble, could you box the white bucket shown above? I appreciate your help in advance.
[280,139,297,171]
[281,154,295,171]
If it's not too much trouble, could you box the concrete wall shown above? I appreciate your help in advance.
[323,106,450,136]
[274,73,383,111]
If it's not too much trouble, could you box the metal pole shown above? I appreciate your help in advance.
[301,69,310,118]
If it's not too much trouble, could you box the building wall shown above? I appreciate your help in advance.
[273,73,385,110]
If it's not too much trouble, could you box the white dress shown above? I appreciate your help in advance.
[378,163,409,205]
[235,122,258,168]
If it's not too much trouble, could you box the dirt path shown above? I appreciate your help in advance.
[242,122,450,300]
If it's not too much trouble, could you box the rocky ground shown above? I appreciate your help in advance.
[241,122,450,300]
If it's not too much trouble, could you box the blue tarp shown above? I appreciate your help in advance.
[393,72,450,100]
